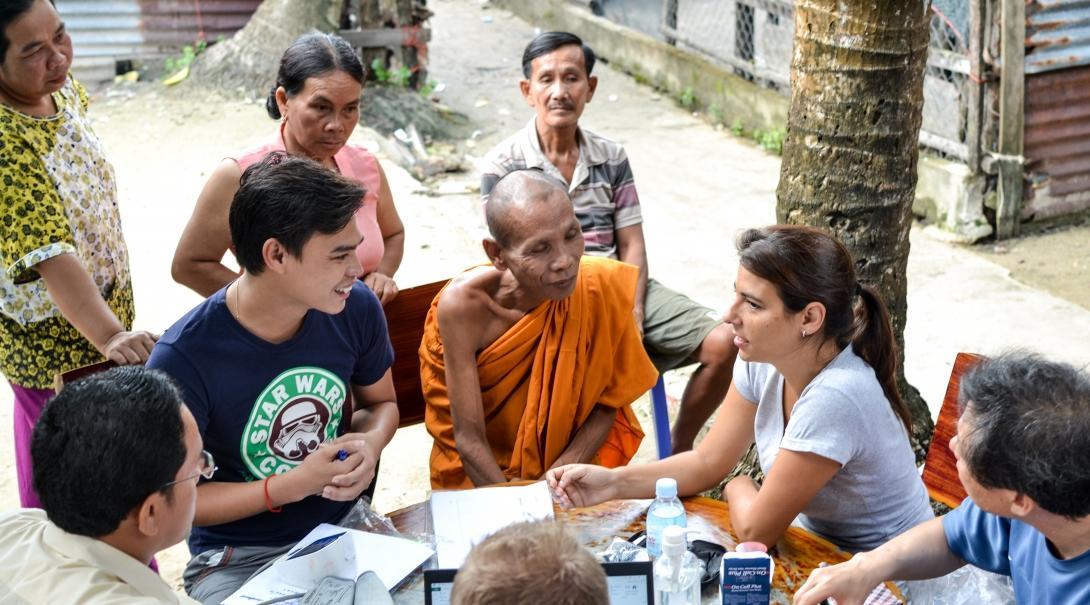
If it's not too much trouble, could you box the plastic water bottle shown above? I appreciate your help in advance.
[646,477,686,558]
[653,525,702,605]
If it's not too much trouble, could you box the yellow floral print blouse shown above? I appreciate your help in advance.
[0,77,133,389]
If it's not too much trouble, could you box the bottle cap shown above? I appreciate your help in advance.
[736,541,768,553]
[662,525,688,556]
[655,477,678,498]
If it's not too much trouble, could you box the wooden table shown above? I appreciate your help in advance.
[385,495,871,604]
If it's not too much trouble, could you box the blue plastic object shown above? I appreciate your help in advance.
[651,376,671,459]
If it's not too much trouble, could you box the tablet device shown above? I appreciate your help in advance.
[424,568,457,605]
[603,561,653,605]
[423,561,653,605]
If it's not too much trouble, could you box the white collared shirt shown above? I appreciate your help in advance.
[0,509,197,604]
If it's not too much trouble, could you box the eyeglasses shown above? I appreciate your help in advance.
[159,450,217,490]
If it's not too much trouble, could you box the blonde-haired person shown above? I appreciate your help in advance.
[452,521,608,605]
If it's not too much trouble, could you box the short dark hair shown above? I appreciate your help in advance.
[230,151,364,275]
[958,352,1090,519]
[0,0,54,61]
[521,31,596,79]
[266,32,364,119]
[452,521,608,605]
[32,366,188,537]
[485,169,571,248]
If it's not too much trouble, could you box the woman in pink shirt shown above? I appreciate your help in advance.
[172,32,404,304]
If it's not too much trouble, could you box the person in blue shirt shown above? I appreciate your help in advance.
[147,151,398,604]
[793,352,1090,605]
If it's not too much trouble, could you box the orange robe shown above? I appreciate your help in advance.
[421,256,659,489]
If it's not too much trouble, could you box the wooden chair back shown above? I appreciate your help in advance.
[921,352,985,508]
[56,279,449,430]
[382,279,448,427]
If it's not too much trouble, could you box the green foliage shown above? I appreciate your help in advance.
[729,118,744,136]
[752,127,786,155]
[163,38,207,77]
[419,79,439,97]
[708,103,723,125]
[371,58,412,88]
[679,86,696,108]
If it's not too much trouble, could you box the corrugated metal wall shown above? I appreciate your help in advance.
[57,0,261,85]
[1023,1,1090,213]
[1026,0,1090,74]
[1024,64,1090,215]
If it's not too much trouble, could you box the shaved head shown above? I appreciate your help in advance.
[485,169,572,248]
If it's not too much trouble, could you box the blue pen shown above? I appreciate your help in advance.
[336,449,349,461]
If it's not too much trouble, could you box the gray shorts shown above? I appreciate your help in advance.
[642,279,722,373]
[183,542,294,604]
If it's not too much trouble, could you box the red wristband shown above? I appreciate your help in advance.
[263,475,283,513]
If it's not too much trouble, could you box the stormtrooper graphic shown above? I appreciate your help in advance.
[242,367,346,479]
[270,399,328,461]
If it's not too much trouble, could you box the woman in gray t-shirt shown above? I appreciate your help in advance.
[547,225,932,552]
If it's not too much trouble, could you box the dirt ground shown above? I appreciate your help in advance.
[2,0,1089,597]
[971,217,1090,311]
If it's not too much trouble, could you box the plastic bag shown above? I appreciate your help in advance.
[903,565,1015,604]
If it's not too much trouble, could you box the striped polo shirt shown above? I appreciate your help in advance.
[480,117,643,259]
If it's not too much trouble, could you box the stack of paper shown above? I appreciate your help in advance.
[430,481,555,568]
[223,524,433,604]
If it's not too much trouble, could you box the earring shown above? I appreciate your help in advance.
[801,330,808,338]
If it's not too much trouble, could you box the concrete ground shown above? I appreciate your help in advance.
[3,0,1090,594]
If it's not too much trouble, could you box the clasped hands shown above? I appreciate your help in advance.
[287,434,378,502]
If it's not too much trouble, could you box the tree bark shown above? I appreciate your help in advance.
[187,0,344,97]
[776,0,935,461]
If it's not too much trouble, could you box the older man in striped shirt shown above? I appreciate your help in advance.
[480,31,737,452]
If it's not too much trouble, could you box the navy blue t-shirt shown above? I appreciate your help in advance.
[147,282,393,554]
[944,499,1090,605]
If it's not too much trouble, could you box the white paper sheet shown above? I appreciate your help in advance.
[222,524,433,604]
[430,481,555,568]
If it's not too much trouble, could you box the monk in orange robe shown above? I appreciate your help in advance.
[421,170,658,489]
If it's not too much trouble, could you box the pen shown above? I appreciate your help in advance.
[336,449,349,461]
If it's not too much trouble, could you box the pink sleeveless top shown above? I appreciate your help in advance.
[233,128,385,273]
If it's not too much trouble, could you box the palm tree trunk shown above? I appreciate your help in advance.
[777,0,934,460]
[188,0,344,96]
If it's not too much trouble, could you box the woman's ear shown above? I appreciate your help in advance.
[800,301,827,337]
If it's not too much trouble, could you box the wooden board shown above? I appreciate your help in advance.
[922,352,984,508]
[382,279,447,427]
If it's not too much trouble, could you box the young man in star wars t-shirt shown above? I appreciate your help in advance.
[148,152,398,604]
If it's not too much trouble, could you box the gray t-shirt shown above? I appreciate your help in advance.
[734,345,933,552]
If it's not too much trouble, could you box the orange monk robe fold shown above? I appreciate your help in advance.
[421,256,659,489]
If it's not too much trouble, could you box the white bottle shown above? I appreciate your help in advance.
[646,477,686,558]
[653,525,702,605]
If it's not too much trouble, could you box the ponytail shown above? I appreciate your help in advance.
[852,284,912,436]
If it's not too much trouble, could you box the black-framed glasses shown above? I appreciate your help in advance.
[160,450,217,490]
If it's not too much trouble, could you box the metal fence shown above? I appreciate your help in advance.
[596,0,976,161]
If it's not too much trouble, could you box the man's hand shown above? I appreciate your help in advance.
[282,442,374,503]
[101,330,158,364]
[362,272,399,306]
[325,433,379,499]
[792,556,882,605]
[545,464,618,509]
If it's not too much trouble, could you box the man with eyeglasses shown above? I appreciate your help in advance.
[0,366,205,603]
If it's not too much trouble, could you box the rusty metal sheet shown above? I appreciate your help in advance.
[1026,0,1090,73]
[1024,62,1090,200]
[58,0,260,84]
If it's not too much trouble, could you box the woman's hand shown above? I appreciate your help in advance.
[545,464,617,509]
[363,272,399,305]
[101,330,159,364]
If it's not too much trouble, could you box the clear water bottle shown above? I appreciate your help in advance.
[646,477,686,558]
[653,525,702,605]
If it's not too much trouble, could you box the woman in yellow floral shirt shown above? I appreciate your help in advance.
[0,0,156,507]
